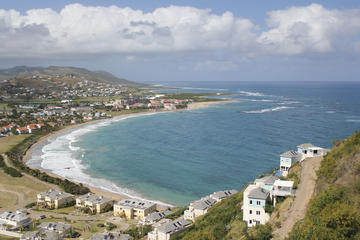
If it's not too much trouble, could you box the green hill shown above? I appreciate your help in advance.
[0,65,145,87]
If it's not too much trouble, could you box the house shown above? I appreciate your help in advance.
[16,126,29,134]
[272,180,295,201]
[38,222,72,238]
[76,193,113,214]
[184,197,217,222]
[113,199,156,219]
[139,210,173,225]
[279,150,300,176]
[89,232,131,240]
[297,143,328,160]
[37,189,75,209]
[27,124,38,133]
[0,210,32,230]
[254,175,279,191]
[148,219,191,240]
[242,185,271,227]
[21,230,60,240]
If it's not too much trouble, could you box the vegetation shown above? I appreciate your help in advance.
[165,206,188,220]
[0,155,22,177]
[124,225,152,239]
[164,93,228,102]
[287,132,360,240]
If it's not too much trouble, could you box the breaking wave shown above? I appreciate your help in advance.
[242,106,294,114]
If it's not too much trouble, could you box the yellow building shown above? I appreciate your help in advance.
[37,189,74,209]
[113,199,156,219]
[76,193,114,213]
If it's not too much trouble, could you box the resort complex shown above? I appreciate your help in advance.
[37,189,75,209]
[113,199,157,219]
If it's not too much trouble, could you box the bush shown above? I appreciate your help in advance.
[124,225,152,239]
[4,166,22,177]
[105,222,117,231]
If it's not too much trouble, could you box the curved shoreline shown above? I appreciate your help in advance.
[24,100,235,206]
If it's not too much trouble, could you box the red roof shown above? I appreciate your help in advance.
[17,127,28,131]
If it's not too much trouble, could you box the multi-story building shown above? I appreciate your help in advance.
[37,189,74,209]
[279,150,300,176]
[184,197,217,222]
[148,219,191,240]
[113,199,156,219]
[76,193,113,214]
[139,210,173,225]
[209,190,238,202]
[0,210,32,230]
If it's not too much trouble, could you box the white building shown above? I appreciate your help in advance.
[148,219,191,240]
[139,210,173,225]
[242,185,270,227]
[254,175,279,191]
[38,222,72,238]
[0,210,32,230]
[279,150,300,176]
[272,180,295,199]
[76,193,113,214]
[209,190,238,202]
[184,197,217,222]
[297,143,329,160]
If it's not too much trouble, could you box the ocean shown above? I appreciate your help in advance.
[27,81,360,206]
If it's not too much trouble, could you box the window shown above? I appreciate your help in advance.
[249,200,253,204]
[249,220,252,224]
[256,211,260,215]
[249,210,252,214]
[256,201,261,205]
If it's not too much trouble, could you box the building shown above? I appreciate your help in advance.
[21,230,60,240]
[209,190,238,202]
[184,197,217,222]
[90,232,131,240]
[272,180,295,199]
[139,210,173,225]
[113,199,156,219]
[279,150,300,176]
[76,193,113,214]
[38,222,72,238]
[242,185,271,227]
[297,143,328,160]
[148,219,191,240]
[37,189,75,209]
[0,210,32,230]
[254,175,279,191]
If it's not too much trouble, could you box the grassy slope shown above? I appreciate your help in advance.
[287,132,360,240]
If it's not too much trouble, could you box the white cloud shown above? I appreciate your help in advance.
[257,4,360,55]
[0,3,359,59]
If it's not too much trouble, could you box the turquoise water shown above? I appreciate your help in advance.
[30,82,360,206]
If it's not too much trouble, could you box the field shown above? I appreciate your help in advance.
[0,135,28,154]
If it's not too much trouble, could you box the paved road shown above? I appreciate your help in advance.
[273,156,322,239]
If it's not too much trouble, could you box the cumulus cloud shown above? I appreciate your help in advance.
[257,4,360,55]
[0,3,359,59]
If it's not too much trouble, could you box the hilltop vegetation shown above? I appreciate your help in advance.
[0,65,143,86]
[287,132,360,240]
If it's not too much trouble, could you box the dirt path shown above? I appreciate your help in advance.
[273,156,322,239]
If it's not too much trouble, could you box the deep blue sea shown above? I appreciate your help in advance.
[28,81,360,206]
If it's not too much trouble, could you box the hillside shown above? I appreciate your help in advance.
[171,132,360,240]
[0,65,144,87]
[287,132,360,239]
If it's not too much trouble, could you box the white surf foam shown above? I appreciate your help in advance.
[27,112,174,207]
[346,119,360,122]
[238,91,265,97]
[243,106,294,114]
[326,111,336,114]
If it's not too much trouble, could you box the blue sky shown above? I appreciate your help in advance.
[1,1,360,83]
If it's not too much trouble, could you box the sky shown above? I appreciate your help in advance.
[1,1,360,83]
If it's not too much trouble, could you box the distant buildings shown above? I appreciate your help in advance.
[90,232,131,240]
[148,219,191,240]
[76,193,113,214]
[113,199,157,219]
[37,189,74,209]
[38,222,72,238]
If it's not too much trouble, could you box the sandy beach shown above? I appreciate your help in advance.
[23,100,235,204]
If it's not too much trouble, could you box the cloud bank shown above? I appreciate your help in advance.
[0,3,360,58]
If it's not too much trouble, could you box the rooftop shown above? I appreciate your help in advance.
[210,190,238,199]
[77,193,112,204]
[38,189,73,200]
[156,219,191,234]
[115,199,155,209]
[144,210,173,222]
[274,180,294,188]
[248,187,270,200]
[89,232,131,240]
[191,197,217,210]
[255,175,279,185]
[280,150,299,158]
[297,143,316,149]
[0,211,30,223]
[39,222,71,232]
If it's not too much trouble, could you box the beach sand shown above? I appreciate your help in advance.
[23,100,235,203]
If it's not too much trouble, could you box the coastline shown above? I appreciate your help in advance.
[23,100,235,206]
